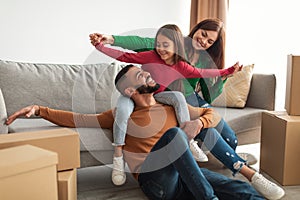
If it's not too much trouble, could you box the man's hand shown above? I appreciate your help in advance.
[89,33,114,46]
[180,119,203,140]
[6,105,40,125]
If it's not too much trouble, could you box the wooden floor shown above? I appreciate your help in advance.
[77,143,300,200]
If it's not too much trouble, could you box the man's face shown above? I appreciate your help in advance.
[125,66,160,94]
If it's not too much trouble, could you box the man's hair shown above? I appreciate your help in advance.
[114,64,135,94]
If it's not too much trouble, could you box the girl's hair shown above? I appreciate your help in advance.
[185,18,225,69]
[154,24,187,63]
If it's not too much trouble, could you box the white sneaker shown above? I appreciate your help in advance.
[238,152,258,165]
[112,156,126,186]
[251,172,285,200]
[190,139,208,162]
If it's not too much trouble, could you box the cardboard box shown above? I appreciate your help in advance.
[0,128,80,171]
[260,111,300,185]
[285,54,300,115]
[0,145,58,200]
[58,169,77,200]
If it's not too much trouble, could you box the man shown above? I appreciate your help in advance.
[6,65,277,199]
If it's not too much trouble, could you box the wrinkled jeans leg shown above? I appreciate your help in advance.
[113,95,134,146]
[213,118,238,150]
[186,92,208,107]
[154,91,190,125]
[201,168,265,200]
[186,93,238,150]
[139,127,218,200]
[195,128,246,175]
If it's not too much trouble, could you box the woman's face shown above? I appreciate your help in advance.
[192,29,218,50]
[156,34,175,64]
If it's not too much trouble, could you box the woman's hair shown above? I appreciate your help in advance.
[154,24,186,63]
[185,18,225,69]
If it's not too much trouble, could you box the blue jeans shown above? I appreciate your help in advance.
[195,122,245,175]
[138,127,264,200]
[186,92,210,108]
[186,92,244,174]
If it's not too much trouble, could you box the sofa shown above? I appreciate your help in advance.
[0,59,276,168]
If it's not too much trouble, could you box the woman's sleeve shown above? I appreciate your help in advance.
[113,35,155,52]
[200,78,226,103]
[95,43,152,64]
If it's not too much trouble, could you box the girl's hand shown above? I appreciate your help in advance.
[89,33,114,46]
[89,33,101,46]
[222,62,243,79]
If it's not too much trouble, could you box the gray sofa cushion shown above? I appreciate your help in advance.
[246,74,276,110]
[214,107,264,134]
[0,60,122,116]
[0,89,8,134]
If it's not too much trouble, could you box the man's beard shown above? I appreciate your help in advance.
[136,83,160,94]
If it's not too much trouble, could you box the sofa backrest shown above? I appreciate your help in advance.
[0,60,123,116]
[246,73,276,110]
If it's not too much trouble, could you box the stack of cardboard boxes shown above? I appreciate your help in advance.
[260,55,300,186]
[0,128,80,200]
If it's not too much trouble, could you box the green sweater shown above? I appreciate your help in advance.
[113,35,225,103]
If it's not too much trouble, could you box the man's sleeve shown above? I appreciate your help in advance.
[39,106,114,129]
[187,105,221,128]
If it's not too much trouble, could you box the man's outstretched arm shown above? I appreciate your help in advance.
[6,105,114,129]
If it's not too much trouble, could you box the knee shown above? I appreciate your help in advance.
[165,127,188,142]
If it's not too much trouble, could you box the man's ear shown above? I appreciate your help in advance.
[124,87,136,97]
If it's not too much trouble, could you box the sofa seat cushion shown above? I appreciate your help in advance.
[8,118,114,152]
[214,107,265,134]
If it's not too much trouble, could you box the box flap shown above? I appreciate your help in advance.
[0,144,58,178]
[264,111,300,122]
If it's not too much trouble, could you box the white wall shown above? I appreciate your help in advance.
[0,0,191,64]
[226,0,300,110]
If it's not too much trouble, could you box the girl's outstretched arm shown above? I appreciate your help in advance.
[95,43,154,64]
[180,61,242,78]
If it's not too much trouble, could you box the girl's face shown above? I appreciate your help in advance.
[192,29,218,50]
[156,34,175,64]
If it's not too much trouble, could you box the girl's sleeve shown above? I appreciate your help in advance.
[180,62,236,78]
[113,35,155,52]
[95,43,152,64]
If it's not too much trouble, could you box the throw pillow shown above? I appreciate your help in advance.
[211,64,255,108]
[0,88,8,134]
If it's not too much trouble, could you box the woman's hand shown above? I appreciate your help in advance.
[5,105,40,125]
[89,33,114,46]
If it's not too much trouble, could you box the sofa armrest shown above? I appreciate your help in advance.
[245,74,276,110]
[0,88,8,134]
